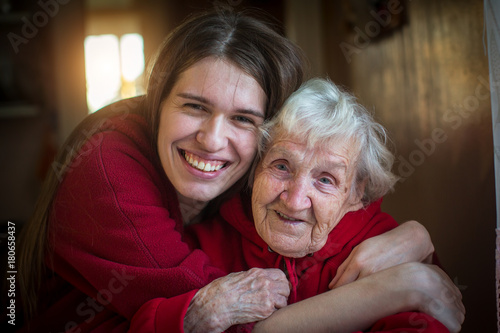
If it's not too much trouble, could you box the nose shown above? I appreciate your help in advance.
[196,115,228,152]
[280,177,312,211]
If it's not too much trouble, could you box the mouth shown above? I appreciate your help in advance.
[275,210,304,222]
[180,149,228,172]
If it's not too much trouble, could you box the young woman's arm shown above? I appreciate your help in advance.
[254,262,464,333]
[330,220,435,288]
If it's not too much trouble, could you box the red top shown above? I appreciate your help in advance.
[19,104,225,332]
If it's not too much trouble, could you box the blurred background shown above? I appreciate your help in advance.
[0,0,494,331]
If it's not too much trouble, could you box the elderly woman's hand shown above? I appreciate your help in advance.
[183,267,290,333]
[329,220,434,289]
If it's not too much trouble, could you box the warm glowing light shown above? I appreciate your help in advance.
[120,34,145,82]
[84,33,145,113]
[84,35,121,112]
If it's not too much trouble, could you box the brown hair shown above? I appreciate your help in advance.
[18,5,306,320]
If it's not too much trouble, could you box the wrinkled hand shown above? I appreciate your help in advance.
[184,268,290,333]
[329,220,434,289]
[379,262,465,333]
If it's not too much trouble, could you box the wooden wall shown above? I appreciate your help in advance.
[318,0,495,331]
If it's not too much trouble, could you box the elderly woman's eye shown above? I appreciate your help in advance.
[319,177,333,185]
[275,164,287,171]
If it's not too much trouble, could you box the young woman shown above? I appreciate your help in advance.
[17,7,443,333]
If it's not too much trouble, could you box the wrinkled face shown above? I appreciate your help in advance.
[252,135,364,258]
[158,57,266,210]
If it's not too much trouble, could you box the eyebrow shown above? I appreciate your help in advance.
[317,156,347,171]
[266,146,348,171]
[177,92,265,119]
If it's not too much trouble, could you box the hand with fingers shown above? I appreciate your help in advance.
[184,267,290,333]
[364,262,466,333]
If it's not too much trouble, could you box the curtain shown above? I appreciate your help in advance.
[484,0,500,330]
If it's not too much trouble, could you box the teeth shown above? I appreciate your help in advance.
[183,151,225,172]
[276,211,300,221]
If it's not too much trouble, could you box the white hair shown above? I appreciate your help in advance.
[258,78,399,204]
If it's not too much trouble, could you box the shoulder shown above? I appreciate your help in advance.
[93,97,152,154]
[58,97,169,200]
[67,97,156,174]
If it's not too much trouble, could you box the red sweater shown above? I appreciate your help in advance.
[19,102,226,332]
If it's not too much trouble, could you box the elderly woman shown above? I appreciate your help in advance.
[175,78,464,332]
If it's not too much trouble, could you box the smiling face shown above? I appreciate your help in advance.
[157,57,266,214]
[251,135,364,258]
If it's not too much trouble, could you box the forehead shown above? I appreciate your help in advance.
[265,135,359,173]
[174,57,265,104]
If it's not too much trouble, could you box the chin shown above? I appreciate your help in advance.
[270,244,308,258]
[180,187,218,203]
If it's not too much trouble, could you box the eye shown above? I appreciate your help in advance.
[233,115,261,128]
[184,103,206,111]
[233,115,254,124]
[275,163,288,171]
[317,173,338,187]
[318,177,333,185]
[264,157,292,180]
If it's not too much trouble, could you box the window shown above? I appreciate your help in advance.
[83,9,145,113]
[84,33,144,113]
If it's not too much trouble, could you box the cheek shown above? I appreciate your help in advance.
[158,111,179,146]
[162,113,198,142]
[314,197,345,232]
[233,131,259,162]
[252,176,281,226]
[253,174,282,205]
[157,115,172,159]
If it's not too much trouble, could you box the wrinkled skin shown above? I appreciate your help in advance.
[184,268,290,333]
[252,136,363,258]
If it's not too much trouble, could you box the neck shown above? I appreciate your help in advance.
[177,192,208,225]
